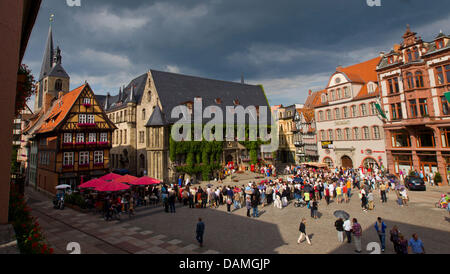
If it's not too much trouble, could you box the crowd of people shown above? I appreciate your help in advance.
[73,162,444,253]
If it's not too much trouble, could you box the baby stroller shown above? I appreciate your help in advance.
[294,197,306,208]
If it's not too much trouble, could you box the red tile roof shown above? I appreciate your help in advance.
[36,84,86,134]
[339,56,381,84]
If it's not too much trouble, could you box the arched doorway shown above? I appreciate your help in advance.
[225,154,234,164]
[341,156,353,169]
[362,157,379,169]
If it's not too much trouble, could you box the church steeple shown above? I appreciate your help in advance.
[39,25,54,81]
[35,15,70,113]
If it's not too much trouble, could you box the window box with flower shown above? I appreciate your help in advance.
[78,163,89,168]
[62,164,74,169]
[82,103,92,108]
[77,123,96,127]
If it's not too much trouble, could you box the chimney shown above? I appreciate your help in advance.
[379,51,385,57]
[308,89,312,96]
[43,93,54,113]
[58,91,64,99]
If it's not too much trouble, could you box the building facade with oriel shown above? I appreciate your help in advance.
[315,57,387,170]
[377,26,450,184]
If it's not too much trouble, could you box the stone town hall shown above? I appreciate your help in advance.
[99,70,271,182]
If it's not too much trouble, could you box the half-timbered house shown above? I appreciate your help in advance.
[33,83,116,194]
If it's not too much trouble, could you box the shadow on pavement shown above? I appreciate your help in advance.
[126,204,288,254]
[328,219,450,254]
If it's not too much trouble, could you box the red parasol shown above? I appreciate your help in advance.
[95,181,130,192]
[113,174,138,184]
[128,176,160,186]
[99,173,122,181]
[79,178,108,189]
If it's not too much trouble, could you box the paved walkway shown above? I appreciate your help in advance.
[24,173,450,254]
[25,187,219,254]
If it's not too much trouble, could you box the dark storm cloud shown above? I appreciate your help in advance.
[23,0,450,108]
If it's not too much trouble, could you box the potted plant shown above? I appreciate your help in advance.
[16,64,35,116]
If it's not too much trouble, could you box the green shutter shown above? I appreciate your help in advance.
[375,103,387,119]
[445,91,450,103]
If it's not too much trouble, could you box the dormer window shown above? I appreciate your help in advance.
[436,39,444,49]
[321,94,327,103]
[368,83,375,94]
[388,56,394,64]
[412,47,419,60]
[406,49,413,62]
[83,97,91,107]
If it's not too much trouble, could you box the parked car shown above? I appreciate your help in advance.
[404,176,426,191]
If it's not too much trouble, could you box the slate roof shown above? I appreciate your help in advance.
[48,63,69,78]
[106,73,148,111]
[107,70,271,125]
[150,69,270,124]
[39,26,54,81]
[145,105,168,127]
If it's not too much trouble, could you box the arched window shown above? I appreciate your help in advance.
[353,128,360,140]
[351,105,358,117]
[415,71,424,88]
[363,127,370,140]
[321,94,327,103]
[345,128,351,140]
[323,157,334,169]
[326,110,332,120]
[55,79,62,91]
[343,106,349,118]
[335,108,341,120]
[373,126,381,139]
[328,129,333,141]
[336,129,343,141]
[142,108,146,120]
[360,104,368,116]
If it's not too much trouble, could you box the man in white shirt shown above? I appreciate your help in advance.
[329,183,335,200]
[343,218,352,243]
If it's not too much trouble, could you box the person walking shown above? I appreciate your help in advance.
[324,186,330,206]
[196,218,205,247]
[352,218,362,253]
[408,233,425,254]
[246,196,252,217]
[168,191,176,213]
[343,218,352,243]
[379,182,387,203]
[335,218,344,242]
[297,218,311,245]
[374,217,387,252]
[310,199,318,219]
[398,234,408,254]
[251,195,259,218]
[390,225,400,254]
